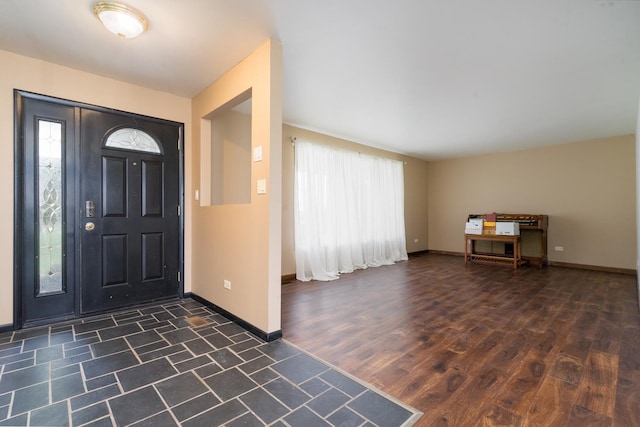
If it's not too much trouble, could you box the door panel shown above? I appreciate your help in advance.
[102,234,128,286]
[102,156,127,217]
[80,109,180,313]
[142,233,164,280]
[142,160,163,217]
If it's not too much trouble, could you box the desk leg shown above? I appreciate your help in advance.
[464,237,468,264]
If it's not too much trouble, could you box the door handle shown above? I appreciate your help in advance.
[85,222,95,231]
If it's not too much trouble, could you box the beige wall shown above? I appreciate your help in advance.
[191,40,282,334]
[428,135,637,270]
[281,125,430,276]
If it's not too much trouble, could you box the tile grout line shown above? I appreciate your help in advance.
[65,398,72,427]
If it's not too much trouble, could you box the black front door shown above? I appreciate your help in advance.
[16,92,182,325]
[79,109,181,313]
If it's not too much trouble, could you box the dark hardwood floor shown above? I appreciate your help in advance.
[281,253,640,426]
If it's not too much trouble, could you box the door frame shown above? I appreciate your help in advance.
[13,90,185,329]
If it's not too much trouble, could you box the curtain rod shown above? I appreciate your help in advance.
[290,136,406,165]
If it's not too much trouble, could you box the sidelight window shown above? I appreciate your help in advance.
[37,119,64,295]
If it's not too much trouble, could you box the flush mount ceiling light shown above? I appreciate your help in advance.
[94,1,149,39]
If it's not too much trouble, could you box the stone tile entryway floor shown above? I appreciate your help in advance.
[0,299,421,426]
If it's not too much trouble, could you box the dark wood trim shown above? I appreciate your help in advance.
[13,90,185,126]
[187,293,282,342]
[281,274,296,284]
[178,124,185,301]
[548,261,636,276]
[408,250,431,257]
[225,258,636,291]
[421,251,636,275]
[423,249,464,257]
[0,324,13,334]
[13,90,24,330]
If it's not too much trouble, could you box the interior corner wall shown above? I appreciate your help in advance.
[0,49,192,327]
[211,110,252,205]
[428,134,637,270]
[191,40,283,334]
[281,124,430,277]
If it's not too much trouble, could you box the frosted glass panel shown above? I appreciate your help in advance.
[38,120,63,295]
[105,128,161,154]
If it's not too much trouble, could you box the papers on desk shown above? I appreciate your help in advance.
[496,221,520,235]
[465,218,483,235]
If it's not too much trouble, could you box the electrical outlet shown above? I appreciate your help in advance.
[554,246,564,251]
[223,280,231,290]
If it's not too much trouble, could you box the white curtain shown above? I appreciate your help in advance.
[294,140,408,281]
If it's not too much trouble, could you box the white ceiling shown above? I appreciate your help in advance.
[1,0,639,160]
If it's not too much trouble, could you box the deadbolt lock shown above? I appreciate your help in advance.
[85,200,95,218]
[85,222,95,231]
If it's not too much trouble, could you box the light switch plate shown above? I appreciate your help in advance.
[253,146,263,162]
[257,179,267,194]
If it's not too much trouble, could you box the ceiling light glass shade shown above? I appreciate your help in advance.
[94,2,149,39]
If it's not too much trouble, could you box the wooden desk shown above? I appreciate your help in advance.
[464,234,522,269]
[467,214,548,266]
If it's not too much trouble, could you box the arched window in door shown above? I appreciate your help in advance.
[104,127,162,154]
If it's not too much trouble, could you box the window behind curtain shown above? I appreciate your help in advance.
[294,140,408,281]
